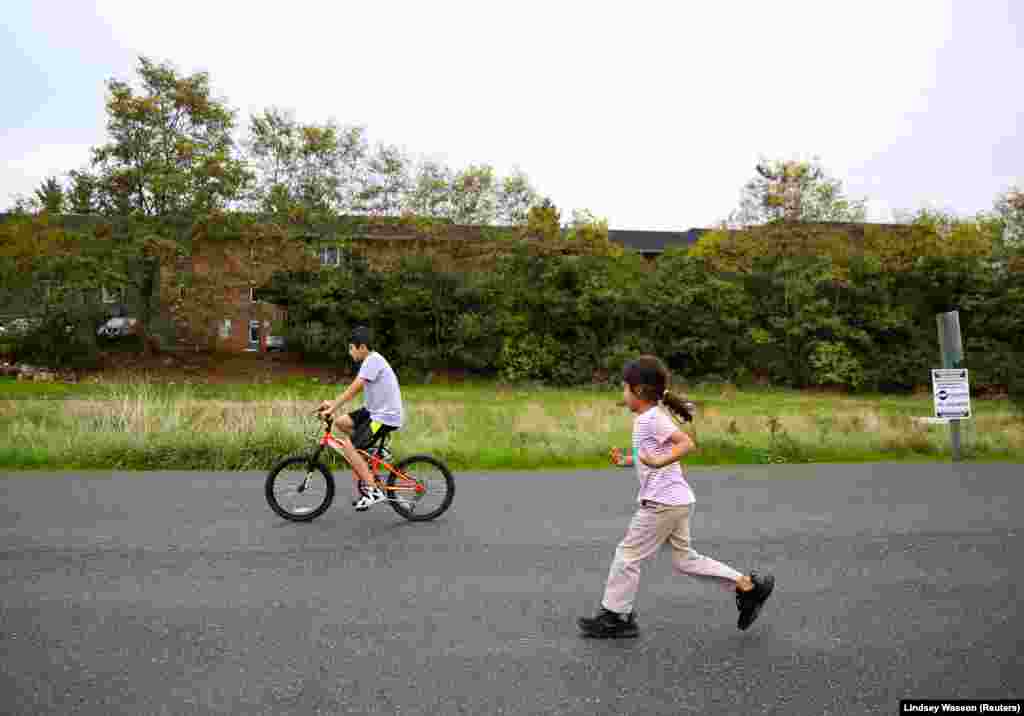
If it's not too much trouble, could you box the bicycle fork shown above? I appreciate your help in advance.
[298,445,328,494]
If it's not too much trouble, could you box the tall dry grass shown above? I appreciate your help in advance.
[1,381,1022,470]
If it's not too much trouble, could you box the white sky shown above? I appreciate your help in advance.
[2,1,1021,229]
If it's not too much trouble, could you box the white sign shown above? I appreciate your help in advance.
[932,369,971,419]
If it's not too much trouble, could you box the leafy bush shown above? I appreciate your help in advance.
[809,341,866,390]
[265,235,1024,394]
[11,311,104,370]
[8,214,1023,396]
[498,333,565,383]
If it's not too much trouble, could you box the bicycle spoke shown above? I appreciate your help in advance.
[273,468,329,517]
[386,458,451,519]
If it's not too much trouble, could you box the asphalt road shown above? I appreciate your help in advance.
[1,463,1021,715]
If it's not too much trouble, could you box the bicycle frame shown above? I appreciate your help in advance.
[312,418,425,498]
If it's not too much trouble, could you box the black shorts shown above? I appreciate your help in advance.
[347,407,398,449]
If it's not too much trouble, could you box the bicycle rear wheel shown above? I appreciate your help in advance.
[265,456,335,522]
[386,455,455,522]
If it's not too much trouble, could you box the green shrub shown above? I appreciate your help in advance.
[809,341,866,390]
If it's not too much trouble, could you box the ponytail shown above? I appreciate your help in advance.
[662,390,698,449]
[662,390,696,424]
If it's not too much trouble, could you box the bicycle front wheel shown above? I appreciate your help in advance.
[387,455,455,522]
[265,456,335,522]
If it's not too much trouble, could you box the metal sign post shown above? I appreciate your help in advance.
[936,311,966,461]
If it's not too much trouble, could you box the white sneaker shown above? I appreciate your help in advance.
[353,486,387,511]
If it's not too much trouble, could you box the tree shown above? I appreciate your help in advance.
[403,163,539,227]
[495,169,540,225]
[562,208,622,257]
[892,205,964,233]
[6,193,39,215]
[244,108,367,219]
[522,197,561,241]
[994,186,1024,248]
[34,177,65,214]
[90,56,251,217]
[406,159,454,219]
[355,143,412,217]
[67,170,98,214]
[449,164,497,225]
[0,214,150,367]
[727,157,867,227]
[565,209,607,240]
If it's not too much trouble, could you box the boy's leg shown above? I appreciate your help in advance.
[336,413,356,435]
[335,434,375,484]
[336,410,375,488]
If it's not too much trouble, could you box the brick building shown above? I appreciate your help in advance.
[0,212,707,353]
[181,238,291,353]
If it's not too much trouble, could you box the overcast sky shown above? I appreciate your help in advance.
[2,1,1021,230]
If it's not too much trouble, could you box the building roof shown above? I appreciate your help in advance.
[0,212,712,254]
[607,228,709,253]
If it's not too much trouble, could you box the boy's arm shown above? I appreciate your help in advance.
[321,377,366,414]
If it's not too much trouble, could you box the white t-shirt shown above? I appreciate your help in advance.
[356,352,404,428]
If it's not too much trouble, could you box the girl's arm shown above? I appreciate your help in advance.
[639,429,695,468]
[609,447,633,467]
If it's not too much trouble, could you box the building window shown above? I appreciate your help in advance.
[249,286,258,303]
[249,321,261,344]
[319,246,340,266]
[250,243,258,262]
[102,286,123,304]
[219,319,232,339]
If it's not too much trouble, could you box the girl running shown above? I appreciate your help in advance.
[577,355,774,638]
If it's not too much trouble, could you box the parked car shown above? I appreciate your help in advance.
[0,317,43,336]
[266,335,286,352]
[97,317,138,338]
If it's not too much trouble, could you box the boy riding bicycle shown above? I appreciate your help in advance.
[318,326,404,511]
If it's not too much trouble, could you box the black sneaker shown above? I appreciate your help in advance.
[736,572,775,630]
[577,608,639,638]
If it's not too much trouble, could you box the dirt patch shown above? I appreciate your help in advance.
[79,350,352,385]
[425,367,471,384]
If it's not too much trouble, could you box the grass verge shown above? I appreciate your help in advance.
[1,378,1022,470]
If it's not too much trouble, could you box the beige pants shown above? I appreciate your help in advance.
[602,502,743,615]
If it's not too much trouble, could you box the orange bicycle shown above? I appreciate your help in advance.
[264,413,455,522]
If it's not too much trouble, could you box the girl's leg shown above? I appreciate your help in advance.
[664,505,776,630]
[667,505,745,591]
[601,506,673,614]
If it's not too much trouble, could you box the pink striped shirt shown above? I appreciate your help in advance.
[632,406,695,505]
